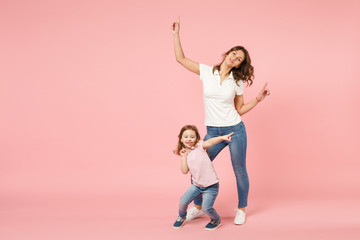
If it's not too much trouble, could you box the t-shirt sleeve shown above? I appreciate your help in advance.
[198,140,206,151]
[199,64,211,81]
[235,80,244,95]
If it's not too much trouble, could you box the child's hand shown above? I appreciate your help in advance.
[180,148,188,157]
[222,132,234,142]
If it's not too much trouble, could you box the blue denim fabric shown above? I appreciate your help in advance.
[179,183,220,221]
[193,121,249,208]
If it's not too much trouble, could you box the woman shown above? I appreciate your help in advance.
[171,17,270,225]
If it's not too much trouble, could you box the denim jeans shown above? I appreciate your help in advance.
[193,121,249,208]
[179,183,220,221]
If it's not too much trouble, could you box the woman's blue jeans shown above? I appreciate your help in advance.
[193,121,249,208]
[179,183,220,221]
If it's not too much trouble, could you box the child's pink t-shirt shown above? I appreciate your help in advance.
[187,140,219,187]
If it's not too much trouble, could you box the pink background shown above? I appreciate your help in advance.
[1,0,360,239]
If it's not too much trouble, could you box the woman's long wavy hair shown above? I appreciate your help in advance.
[213,46,254,86]
[173,125,201,155]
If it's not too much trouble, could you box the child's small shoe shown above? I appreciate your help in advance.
[205,220,221,230]
[173,216,186,229]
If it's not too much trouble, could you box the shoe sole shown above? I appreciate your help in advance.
[186,213,205,221]
[205,222,221,231]
[173,223,185,229]
[234,220,245,225]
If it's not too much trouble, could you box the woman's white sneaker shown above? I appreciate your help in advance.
[234,209,246,225]
[186,206,205,220]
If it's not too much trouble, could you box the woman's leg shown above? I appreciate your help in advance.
[228,122,249,209]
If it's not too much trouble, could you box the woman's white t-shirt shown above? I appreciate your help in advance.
[199,64,243,127]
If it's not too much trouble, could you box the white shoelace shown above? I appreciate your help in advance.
[234,208,245,214]
[188,207,197,215]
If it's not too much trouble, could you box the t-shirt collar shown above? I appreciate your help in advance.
[188,141,200,153]
[214,69,234,80]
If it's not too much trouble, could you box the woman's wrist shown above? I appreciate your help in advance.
[256,96,261,103]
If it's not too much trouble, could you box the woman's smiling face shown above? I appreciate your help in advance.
[225,50,245,68]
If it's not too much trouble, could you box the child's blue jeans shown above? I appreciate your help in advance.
[179,182,220,221]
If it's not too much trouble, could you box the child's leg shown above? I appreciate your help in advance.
[201,183,220,221]
[179,184,202,218]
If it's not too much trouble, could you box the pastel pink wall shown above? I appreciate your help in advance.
[1,0,359,212]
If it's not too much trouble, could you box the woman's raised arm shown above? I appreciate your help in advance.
[171,17,200,75]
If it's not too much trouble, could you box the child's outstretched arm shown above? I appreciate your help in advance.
[179,148,189,174]
[202,132,234,149]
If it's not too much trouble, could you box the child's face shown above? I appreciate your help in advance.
[181,129,197,149]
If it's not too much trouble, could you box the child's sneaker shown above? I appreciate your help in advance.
[173,216,186,229]
[186,206,205,220]
[205,220,221,230]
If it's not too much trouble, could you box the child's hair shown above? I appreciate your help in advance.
[174,125,201,155]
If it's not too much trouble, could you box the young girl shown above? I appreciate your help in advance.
[173,125,233,230]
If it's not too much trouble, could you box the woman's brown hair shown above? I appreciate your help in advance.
[213,46,254,86]
[173,125,201,155]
